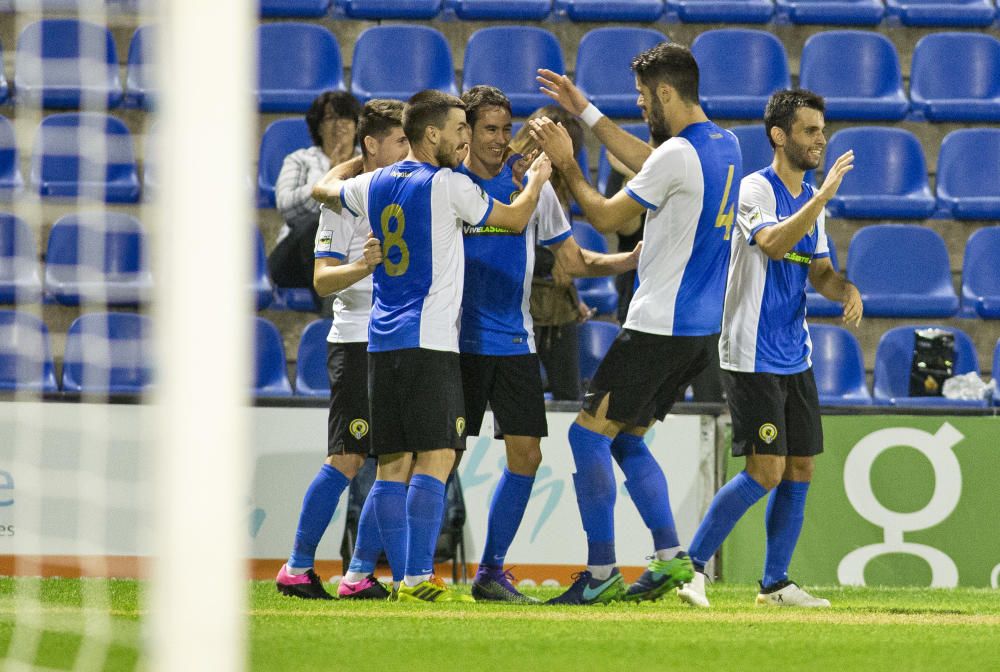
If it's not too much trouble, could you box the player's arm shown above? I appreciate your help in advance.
[551,236,641,278]
[809,256,863,327]
[310,155,365,207]
[482,153,553,234]
[754,150,854,260]
[529,118,645,234]
[313,234,382,297]
[536,68,652,173]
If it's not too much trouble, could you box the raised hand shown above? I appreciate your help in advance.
[817,149,854,203]
[528,118,576,172]
[536,68,589,116]
[526,151,552,184]
[506,147,539,189]
[363,232,383,269]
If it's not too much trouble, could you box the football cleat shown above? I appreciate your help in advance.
[275,564,333,600]
[624,552,695,602]
[397,576,474,603]
[756,580,830,608]
[471,567,539,604]
[546,569,626,606]
[677,571,711,608]
[337,574,391,600]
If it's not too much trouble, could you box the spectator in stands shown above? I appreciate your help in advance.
[268,91,362,307]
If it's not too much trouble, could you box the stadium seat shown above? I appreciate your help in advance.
[0,213,42,304]
[0,115,24,200]
[873,325,986,407]
[0,43,8,104]
[557,0,665,21]
[125,26,154,110]
[936,128,1000,220]
[578,321,618,383]
[463,27,563,117]
[886,0,997,27]
[774,0,885,25]
[0,310,57,392]
[666,0,773,23]
[728,124,772,179]
[691,30,790,119]
[846,224,958,318]
[805,236,841,317]
[30,112,141,203]
[809,324,871,406]
[253,228,274,311]
[256,119,312,209]
[45,212,152,307]
[351,26,457,103]
[336,0,441,18]
[961,227,1000,319]
[447,0,552,20]
[141,123,158,197]
[576,28,667,119]
[254,316,293,397]
[799,32,908,121]
[994,339,1000,406]
[295,318,332,396]
[596,123,649,195]
[256,23,344,113]
[15,19,122,109]
[261,0,332,16]
[572,221,618,315]
[823,128,935,219]
[910,33,1000,123]
[62,312,153,395]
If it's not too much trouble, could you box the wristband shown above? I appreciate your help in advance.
[579,103,604,128]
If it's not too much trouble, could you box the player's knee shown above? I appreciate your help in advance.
[326,453,365,479]
[746,458,784,491]
[507,445,542,475]
[785,457,815,482]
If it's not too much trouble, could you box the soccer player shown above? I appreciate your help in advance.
[529,43,741,605]
[678,90,859,609]
[457,86,641,603]
[275,99,410,600]
[321,90,552,602]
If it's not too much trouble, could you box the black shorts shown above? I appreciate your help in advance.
[368,348,466,455]
[460,353,548,439]
[326,342,371,456]
[722,368,824,458]
[582,329,715,427]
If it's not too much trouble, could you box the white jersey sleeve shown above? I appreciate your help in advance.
[735,172,779,244]
[813,208,830,258]
[534,182,572,246]
[623,138,691,212]
[315,205,365,260]
[446,170,493,226]
[339,172,375,220]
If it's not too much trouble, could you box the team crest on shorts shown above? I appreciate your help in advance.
[758,423,778,444]
[455,417,466,436]
[349,418,369,440]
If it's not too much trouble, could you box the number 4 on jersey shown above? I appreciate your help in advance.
[714,164,735,241]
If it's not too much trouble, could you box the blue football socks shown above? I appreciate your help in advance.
[569,423,617,568]
[762,480,811,588]
[404,474,447,585]
[611,432,680,553]
[370,479,407,583]
[288,464,350,570]
[480,468,535,569]
[688,470,768,572]
[346,487,382,579]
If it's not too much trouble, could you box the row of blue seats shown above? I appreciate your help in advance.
[3,20,999,123]
[2,309,997,408]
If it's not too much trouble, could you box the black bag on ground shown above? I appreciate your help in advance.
[909,328,955,397]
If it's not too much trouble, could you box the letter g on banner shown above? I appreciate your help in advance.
[838,423,963,588]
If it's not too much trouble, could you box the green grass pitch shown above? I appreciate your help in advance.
[2,578,999,671]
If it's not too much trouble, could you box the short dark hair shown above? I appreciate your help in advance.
[357,99,405,158]
[305,91,362,146]
[631,42,700,105]
[461,86,512,128]
[402,90,467,144]
[763,89,826,148]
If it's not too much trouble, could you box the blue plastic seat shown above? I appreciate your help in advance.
[847,224,958,318]
[253,228,274,311]
[254,316,293,397]
[774,0,885,25]
[691,30,790,119]
[62,312,153,395]
[886,0,996,27]
[30,113,141,203]
[125,26,154,110]
[578,321,619,383]
[727,124,773,179]
[572,221,619,315]
[936,129,1000,220]
[45,212,152,307]
[666,0,773,23]
[873,325,985,407]
[0,214,42,304]
[447,0,552,20]
[0,310,57,392]
[576,28,667,120]
[256,119,311,209]
[910,33,1000,123]
[994,339,1000,406]
[0,115,24,200]
[351,26,457,103]
[15,19,122,109]
[809,324,871,406]
[261,0,332,16]
[336,0,441,18]
[961,227,1000,319]
[824,128,935,219]
[256,23,344,113]
[0,40,8,104]
[463,27,563,117]
[557,0,665,21]
[799,31,908,121]
[597,123,649,196]
[295,318,332,396]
